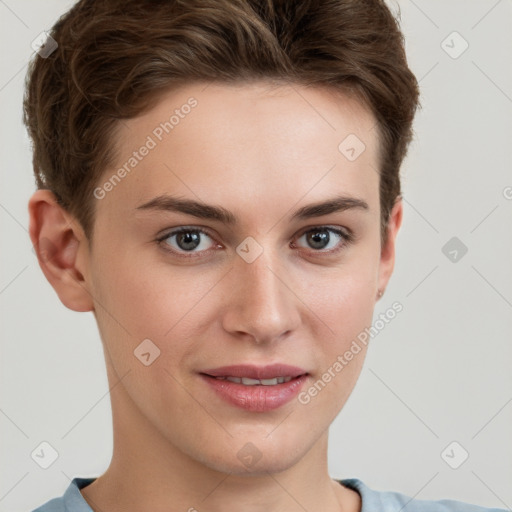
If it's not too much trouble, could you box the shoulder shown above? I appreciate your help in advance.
[30,477,96,512]
[338,478,508,512]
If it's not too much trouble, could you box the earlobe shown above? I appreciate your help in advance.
[28,189,94,312]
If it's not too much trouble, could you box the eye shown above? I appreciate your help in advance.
[156,225,353,259]
[157,227,218,257]
[293,226,353,254]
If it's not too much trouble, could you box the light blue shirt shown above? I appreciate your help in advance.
[32,477,508,511]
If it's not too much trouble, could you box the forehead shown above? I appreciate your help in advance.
[99,81,380,224]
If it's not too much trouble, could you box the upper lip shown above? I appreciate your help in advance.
[201,364,308,380]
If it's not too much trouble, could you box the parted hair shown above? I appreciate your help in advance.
[23,0,420,245]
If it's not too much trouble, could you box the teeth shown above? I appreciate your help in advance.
[241,377,261,385]
[218,376,294,385]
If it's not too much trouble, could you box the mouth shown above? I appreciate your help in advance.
[200,363,308,381]
[205,375,298,385]
[199,364,309,411]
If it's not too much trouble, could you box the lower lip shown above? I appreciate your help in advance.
[200,374,308,412]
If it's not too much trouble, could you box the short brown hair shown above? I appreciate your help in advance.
[23,0,420,246]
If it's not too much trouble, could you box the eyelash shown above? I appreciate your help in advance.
[156,225,354,259]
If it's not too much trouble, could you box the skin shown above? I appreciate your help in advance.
[28,81,402,512]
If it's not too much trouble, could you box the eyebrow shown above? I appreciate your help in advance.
[135,194,369,224]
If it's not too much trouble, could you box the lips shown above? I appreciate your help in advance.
[200,363,308,380]
[217,376,293,385]
[199,364,310,411]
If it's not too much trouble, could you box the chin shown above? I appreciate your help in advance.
[196,434,309,477]
[207,453,303,477]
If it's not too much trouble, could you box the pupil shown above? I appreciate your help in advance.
[309,230,329,249]
[178,231,200,251]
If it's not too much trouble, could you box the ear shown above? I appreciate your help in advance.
[28,189,94,312]
[376,197,403,300]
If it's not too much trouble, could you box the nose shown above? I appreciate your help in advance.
[221,247,301,345]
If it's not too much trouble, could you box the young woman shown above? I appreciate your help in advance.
[25,1,506,511]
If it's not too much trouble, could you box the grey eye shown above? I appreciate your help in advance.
[162,228,214,253]
[296,228,346,251]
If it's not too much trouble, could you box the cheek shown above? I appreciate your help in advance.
[312,278,375,390]
[305,256,379,336]
[92,240,189,328]
[89,246,221,370]
[294,272,375,420]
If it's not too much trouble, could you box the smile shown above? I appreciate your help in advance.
[201,373,309,411]
[213,376,294,385]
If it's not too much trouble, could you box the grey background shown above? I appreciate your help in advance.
[1,1,511,510]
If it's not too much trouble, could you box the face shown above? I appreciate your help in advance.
[67,81,398,475]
